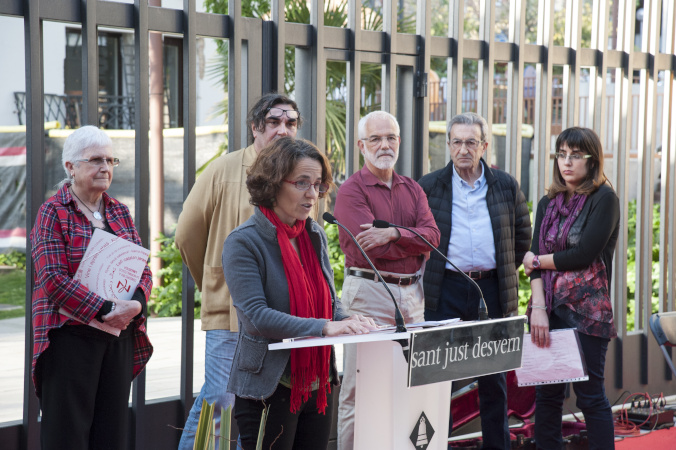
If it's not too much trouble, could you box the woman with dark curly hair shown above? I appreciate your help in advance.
[222,137,375,450]
[522,127,620,449]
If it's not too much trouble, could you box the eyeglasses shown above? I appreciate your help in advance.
[75,157,120,167]
[450,139,483,151]
[284,179,329,193]
[266,107,300,120]
[555,152,592,162]
[363,135,399,146]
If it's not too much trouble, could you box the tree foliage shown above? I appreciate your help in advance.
[203,0,414,183]
[626,199,660,331]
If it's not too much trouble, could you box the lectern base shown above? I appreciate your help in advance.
[354,340,452,450]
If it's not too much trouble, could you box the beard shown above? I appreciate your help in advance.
[364,148,399,170]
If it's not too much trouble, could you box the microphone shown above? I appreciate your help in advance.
[373,219,489,321]
[323,212,407,333]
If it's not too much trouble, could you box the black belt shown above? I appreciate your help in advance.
[348,269,420,286]
[445,269,497,280]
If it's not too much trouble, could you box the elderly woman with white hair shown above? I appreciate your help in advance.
[30,125,152,450]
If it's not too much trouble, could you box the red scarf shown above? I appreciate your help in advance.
[260,207,333,414]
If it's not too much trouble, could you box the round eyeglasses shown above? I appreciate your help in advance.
[75,157,120,167]
[449,139,483,151]
[555,152,592,161]
[362,135,399,146]
[283,179,329,193]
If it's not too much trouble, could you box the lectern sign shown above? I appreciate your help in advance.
[407,316,526,387]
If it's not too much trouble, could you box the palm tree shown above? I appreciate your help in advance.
[203,0,414,182]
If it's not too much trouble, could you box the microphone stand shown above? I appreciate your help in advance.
[324,213,408,333]
[373,220,489,321]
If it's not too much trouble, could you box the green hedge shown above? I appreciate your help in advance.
[0,250,27,269]
[148,231,201,317]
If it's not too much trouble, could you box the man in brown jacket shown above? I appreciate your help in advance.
[176,93,302,449]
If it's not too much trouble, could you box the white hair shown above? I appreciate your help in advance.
[59,126,113,187]
[357,111,400,139]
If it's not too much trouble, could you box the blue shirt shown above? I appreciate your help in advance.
[446,164,496,271]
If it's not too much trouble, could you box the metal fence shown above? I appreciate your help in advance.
[13,92,136,129]
[1,0,676,449]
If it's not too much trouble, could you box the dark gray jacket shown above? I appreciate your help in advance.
[222,208,348,400]
[418,159,531,317]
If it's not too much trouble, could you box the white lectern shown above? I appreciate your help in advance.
[269,317,526,450]
[354,339,451,449]
[270,329,451,450]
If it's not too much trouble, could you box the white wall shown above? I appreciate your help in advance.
[0,16,26,126]
[43,22,68,97]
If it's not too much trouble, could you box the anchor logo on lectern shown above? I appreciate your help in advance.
[409,411,435,449]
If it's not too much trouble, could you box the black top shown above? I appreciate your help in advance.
[530,183,620,289]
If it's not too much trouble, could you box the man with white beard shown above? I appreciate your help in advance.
[333,111,440,450]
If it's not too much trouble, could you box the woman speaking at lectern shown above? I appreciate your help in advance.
[222,137,374,450]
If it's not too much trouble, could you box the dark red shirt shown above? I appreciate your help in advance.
[30,184,153,395]
[334,166,440,274]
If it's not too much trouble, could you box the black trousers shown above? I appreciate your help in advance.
[425,275,510,450]
[38,326,134,450]
[534,313,614,450]
[234,384,335,450]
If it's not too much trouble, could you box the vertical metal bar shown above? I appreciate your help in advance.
[661,0,676,316]
[22,0,44,448]
[180,0,197,423]
[382,61,396,117]
[613,0,638,387]
[132,1,150,447]
[477,0,496,167]
[381,0,397,113]
[413,0,430,179]
[228,0,243,148]
[261,21,276,94]
[634,0,656,336]
[591,0,611,139]
[271,0,286,93]
[244,20,263,105]
[533,0,555,204]
[347,0,362,175]
[311,0,326,148]
[297,0,325,146]
[562,0,581,128]
[506,0,527,185]
[447,0,464,119]
[81,0,98,125]
[241,39,250,136]
[638,0,661,383]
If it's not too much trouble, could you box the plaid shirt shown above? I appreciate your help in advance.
[30,184,153,395]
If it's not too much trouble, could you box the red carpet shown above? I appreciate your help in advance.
[615,427,676,449]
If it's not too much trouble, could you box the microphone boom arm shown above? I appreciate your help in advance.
[324,213,407,332]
